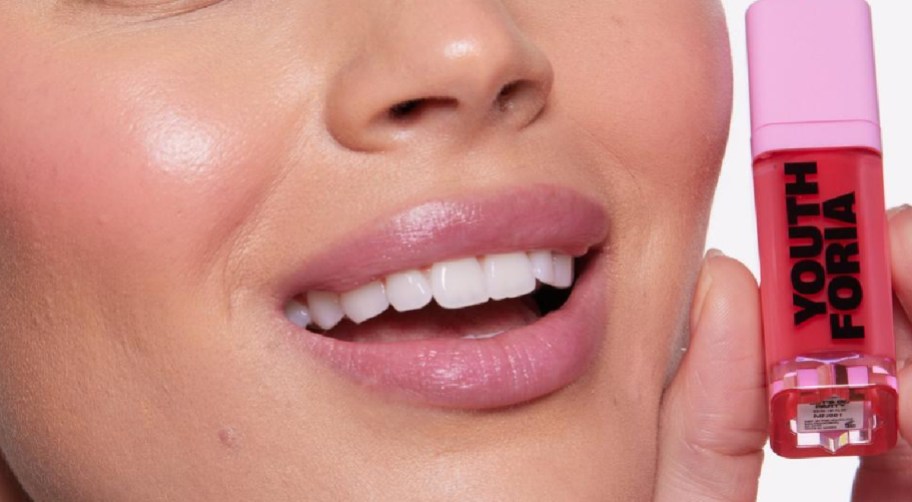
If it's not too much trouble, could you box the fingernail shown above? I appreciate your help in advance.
[887,204,912,220]
[705,248,726,259]
[691,256,717,333]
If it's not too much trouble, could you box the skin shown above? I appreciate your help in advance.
[0,1,909,500]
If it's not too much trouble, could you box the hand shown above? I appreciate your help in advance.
[653,206,912,502]
[852,206,912,501]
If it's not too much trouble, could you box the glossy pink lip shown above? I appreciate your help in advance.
[276,185,609,409]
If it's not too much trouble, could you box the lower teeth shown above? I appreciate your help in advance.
[304,297,543,343]
[460,330,506,340]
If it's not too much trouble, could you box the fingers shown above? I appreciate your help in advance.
[654,252,767,502]
[853,205,912,501]
[888,205,912,373]
[881,204,912,443]
[853,439,912,502]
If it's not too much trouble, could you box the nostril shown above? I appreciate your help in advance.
[493,79,546,123]
[388,99,423,121]
[387,97,459,123]
[495,80,523,111]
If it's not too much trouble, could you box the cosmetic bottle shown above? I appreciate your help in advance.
[747,0,897,458]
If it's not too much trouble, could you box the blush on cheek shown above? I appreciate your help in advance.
[143,107,221,181]
[0,45,281,282]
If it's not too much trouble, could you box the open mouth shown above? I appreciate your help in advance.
[275,186,608,409]
[284,250,581,343]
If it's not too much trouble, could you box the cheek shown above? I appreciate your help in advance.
[0,28,310,496]
[540,1,732,202]
[0,37,294,289]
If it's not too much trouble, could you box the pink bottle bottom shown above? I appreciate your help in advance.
[769,353,897,458]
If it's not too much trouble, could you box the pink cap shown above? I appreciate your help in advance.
[746,0,881,160]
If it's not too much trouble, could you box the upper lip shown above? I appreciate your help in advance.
[274,184,609,300]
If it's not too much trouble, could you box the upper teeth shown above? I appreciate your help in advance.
[284,250,576,331]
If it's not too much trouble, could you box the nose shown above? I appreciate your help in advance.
[325,1,554,152]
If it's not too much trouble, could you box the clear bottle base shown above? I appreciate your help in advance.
[768,354,897,458]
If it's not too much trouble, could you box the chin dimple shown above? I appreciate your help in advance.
[284,250,576,331]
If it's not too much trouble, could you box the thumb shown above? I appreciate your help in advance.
[852,205,912,501]
[654,251,768,502]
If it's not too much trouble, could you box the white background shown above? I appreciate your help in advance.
[712,1,912,500]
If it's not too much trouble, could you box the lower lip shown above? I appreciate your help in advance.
[282,254,607,410]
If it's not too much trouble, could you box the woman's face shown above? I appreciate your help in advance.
[0,1,731,499]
